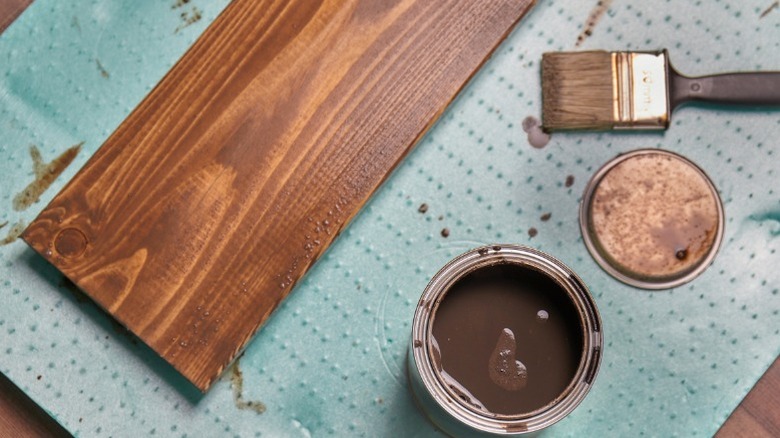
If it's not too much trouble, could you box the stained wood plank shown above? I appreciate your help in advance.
[22,0,535,390]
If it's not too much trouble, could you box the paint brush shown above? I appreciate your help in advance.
[541,49,780,131]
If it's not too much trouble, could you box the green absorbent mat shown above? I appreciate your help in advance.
[0,0,778,436]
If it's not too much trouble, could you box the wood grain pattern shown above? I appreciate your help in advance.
[22,0,535,391]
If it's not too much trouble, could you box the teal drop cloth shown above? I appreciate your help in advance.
[0,1,778,436]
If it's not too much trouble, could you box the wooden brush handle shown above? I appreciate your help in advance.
[670,71,780,109]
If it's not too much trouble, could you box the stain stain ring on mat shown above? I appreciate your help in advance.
[579,149,724,290]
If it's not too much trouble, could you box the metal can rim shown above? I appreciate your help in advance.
[579,148,725,290]
[409,244,603,435]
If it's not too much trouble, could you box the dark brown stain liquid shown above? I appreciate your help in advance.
[229,358,266,414]
[575,0,613,47]
[431,264,583,416]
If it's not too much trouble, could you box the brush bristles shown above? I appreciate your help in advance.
[542,51,615,131]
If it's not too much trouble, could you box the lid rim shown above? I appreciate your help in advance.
[579,148,725,290]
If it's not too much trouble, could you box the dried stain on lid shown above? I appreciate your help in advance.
[580,149,724,289]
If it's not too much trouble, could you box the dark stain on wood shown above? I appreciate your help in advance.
[229,358,266,414]
[13,143,82,212]
[575,0,613,47]
[22,0,536,391]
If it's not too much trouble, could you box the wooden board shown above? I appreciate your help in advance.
[0,0,32,34]
[715,356,780,438]
[0,373,69,438]
[22,0,535,391]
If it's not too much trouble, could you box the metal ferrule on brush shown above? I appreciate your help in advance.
[611,50,670,129]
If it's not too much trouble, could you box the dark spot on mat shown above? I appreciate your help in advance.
[174,4,203,34]
[95,59,109,79]
[441,228,450,238]
[575,0,613,47]
[418,203,428,213]
[438,215,444,221]
[521,116,550,148]
[528,227,538,238]
[540,212,552,222]
[0,220,26,246]
[37,375,42,381]
[230,358,266,414]
[760,1,778,18]
[13,143,83,211]
[565,175,575,187]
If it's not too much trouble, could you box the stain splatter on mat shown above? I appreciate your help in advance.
[13,143,82,212]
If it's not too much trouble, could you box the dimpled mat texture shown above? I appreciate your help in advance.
[0,0,778,436]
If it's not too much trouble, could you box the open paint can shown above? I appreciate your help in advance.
[408,245,602,436]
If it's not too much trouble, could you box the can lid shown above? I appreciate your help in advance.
[580,149,724,290]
